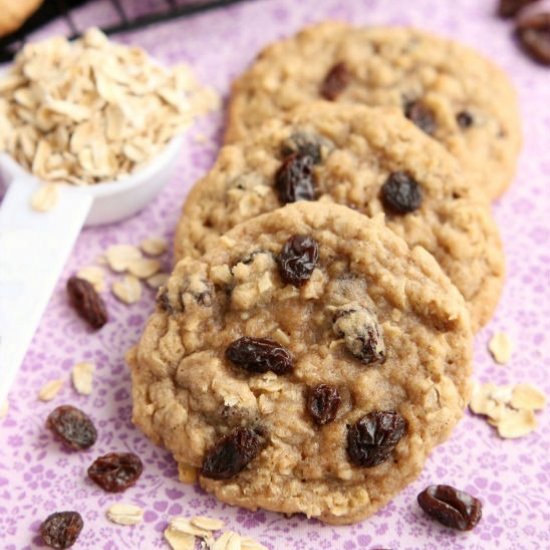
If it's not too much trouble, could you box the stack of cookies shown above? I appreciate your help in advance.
[129,22,521,524]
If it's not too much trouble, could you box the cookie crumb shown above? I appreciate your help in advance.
[30,183,59,212]
[76,266,106,293]
[177,463,197,484]
[106,503,144,525]
[38,379,64,401]
[488,331,513,364]
[112,275,142,304]
[71,362,95,395]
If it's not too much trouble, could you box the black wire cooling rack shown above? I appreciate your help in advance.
[0,0,254,62]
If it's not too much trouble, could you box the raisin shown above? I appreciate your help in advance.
[40,511,83,549]
[347,411,407,467]
[456,111,474,128]
[307,384,341,425]
[404,100,436,135]
[87,452,143,492]
[516,13,550,66]
[46,405,97,450]
[417,484,482,531]
[226,337,293,375]
[281,132,323,164]
[201,427,263,479]
[498,0,539,18]
[275,152,316,204]
[67,276,108,329]
[320,62,351,100]
[380,171,423,214]
[333,305,385,365]
[157,288,175,313]
[277,235,320,287]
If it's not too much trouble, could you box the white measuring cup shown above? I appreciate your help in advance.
[0,134,183,405]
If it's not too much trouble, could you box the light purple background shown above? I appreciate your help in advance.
[1,0,549,548]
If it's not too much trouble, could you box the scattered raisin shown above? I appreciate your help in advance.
[333,305,386,365]
[66,276,108,329]
[201,427,264,479]
[404,100,436,135]
[281,132,323,164]
[226,337,293,375]
[456,111,474,128]
[380,172,423,214]
[516,13,550,66]
[418,484,482,531]
[498,0,540,18]
[320,62,351,100]
[46,405,97,451]
[277,234,320,287]
[275,152,316,204]
[87,452,143,492]
[307,385,341,425]
[40,511,83,549]
[347,411,407,467]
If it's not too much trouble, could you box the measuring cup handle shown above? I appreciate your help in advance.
[0,179,92,405]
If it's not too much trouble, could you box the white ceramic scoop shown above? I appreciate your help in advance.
[0,134,183,405]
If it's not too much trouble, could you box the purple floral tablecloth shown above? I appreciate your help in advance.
[1,0,549,548]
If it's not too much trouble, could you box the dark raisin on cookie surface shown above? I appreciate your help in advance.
[277,234,320,287]
[456,111,474,128]
[333,305,386,365]
[226,337,294,375]
[281,132,323,164]
[320,62,351,100]
[417,484,482,530]
[404,100,437,135]
[347,411,407,467]
[307,384,341,425]
[275,152,317,204]
[46,405,97,450]
[380,172,423,214]
[201,427,264,479]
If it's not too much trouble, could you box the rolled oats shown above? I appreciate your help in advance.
[127,258,162,279]
[212,532,242,550]
[0,400,8,419]
[496,408,537,439]
[190,516,225,532]
[140,237,168,256]
[38,379,64,401]
[76,266,106,292]
[0,28,219,185]
[106,503,144,525]
[30,183,59,212]
[71,362,95,396]
[164,527,195,550]
[112,275,142,304]
[511,383,546,411]
[240,537,269,550]
[488,331,513,364]
[105,244,142,272]
[146,272,169,289]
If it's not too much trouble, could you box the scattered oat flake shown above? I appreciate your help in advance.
[30,183,59,212]
[127,258,161,279]
[488,331,513,364]
[496,408,538,439]
[105,244,142,272]
[241,537,269,550]
[212,531,241,550]
[146,272,169,289]
[71,362,95,395]
[169,517,210,537]
[76,266,106,292]
[163,527,195,550]
[140,237,168,256]
[178,463,197,484]
[38,379,64,401]
[511,384,546,411]
[106,503,144,526]
[0,400,8,419]
[112,275,142,304]
[191,516,225,532]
